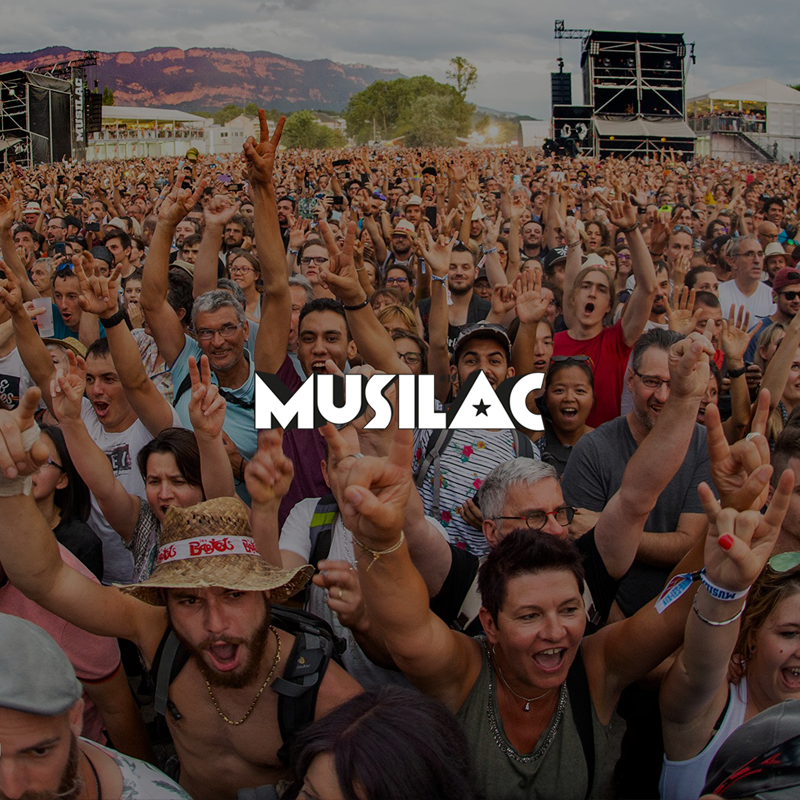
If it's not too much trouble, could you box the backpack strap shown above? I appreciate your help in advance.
[173,355,255,412]
[152,628,191,721]
[511,429,536,459]
[308,494,338,571]
[566,646,595,800]
[272,630,334,765]
[414,429,456,521]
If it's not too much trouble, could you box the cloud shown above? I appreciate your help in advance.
[1,0,798,116]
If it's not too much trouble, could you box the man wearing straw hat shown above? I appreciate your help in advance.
[0,387,361,800]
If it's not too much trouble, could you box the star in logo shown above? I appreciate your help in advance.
[473,400,490,416]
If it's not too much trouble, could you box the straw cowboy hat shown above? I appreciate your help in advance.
[119,497,313,605]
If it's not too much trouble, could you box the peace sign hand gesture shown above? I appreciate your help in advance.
[242,110,286,188]
[187,355,227,439]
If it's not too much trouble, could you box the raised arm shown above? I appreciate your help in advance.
[193,196,240,298]
[140,181,205,367]
[504,202,523,285]
[0,389,161,645]
[562,215,583,330]
[509,270,550,378]
[0,192,40,301]
[75,258,176,437]
[595,334,714,579]
[245,112,293,375]
[760,309,800,414]
[719,305,758,443]
[319,423,480,710]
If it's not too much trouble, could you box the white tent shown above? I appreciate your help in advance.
[101,107,206,126]
[691,78,800,106]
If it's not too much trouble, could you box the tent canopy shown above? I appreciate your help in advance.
[593,118,695,138]
[102,107,206,125]
[689,78,800,106]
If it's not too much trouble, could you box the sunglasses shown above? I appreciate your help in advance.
[550,355,594,368]
[768,552,800,572]
[779,291,800,301]
[672,225,693,235]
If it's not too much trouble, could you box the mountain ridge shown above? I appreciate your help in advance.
[0,46,403,112]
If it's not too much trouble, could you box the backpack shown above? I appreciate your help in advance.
[413,429,537,520]
[150,605,346,765]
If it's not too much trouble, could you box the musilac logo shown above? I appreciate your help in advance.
[254,371,544,430]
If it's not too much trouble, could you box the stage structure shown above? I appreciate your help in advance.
[552,21,696,158]
[0,51,101,169]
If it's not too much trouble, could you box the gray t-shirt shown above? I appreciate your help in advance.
[561,415,713,615]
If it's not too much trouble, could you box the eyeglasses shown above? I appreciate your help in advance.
[397,351,422,365]
[780,291,800,301]
[672,225,693,235]
[735,250,765,260]
[633,369,670,390]
[494,506,576,531]
[385,276,408,285]
[768,552,800,573]
[43,458,63,471]
[372,192,387,202]
[195,323,243,341]
[299,256,329,267]
[617,253,631,261]
[229,266,255,275]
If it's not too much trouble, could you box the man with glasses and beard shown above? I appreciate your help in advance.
[0,614,189,799]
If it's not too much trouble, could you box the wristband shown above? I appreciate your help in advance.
[567,240,581,248]
[618,221,639,234]
[288,248,299,256]
[727,365,746,379]
[100,307,127,329]
[431,274,448,284]
[693,594,745,627]
[701,572,750,602]
[655,568,704,614]
[342,297,370,311]
[483,247,498,255]
[0,425,41,497]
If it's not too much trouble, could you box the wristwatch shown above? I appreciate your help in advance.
[100,307,127,329]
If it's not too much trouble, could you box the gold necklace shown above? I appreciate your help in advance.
[205,625,281,726]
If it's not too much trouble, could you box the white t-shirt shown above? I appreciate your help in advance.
[718,279,776,320]
[280,497,448,689]
[0,347,36,409]
[81,397,183,584]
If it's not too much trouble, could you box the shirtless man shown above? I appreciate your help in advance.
[0,389,360,800]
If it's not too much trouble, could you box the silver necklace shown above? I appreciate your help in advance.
[493,655,554,711]
[487,656,567,764]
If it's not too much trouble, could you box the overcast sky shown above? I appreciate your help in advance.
[2,1,799,118]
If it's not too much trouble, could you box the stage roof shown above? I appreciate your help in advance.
[102,107,206,124]
[593,117,695,138]
[689,79,800,106]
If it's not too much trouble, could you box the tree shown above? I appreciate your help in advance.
[244,102,260,117]
[344,76,474,145]
[101,86,115,106]
[281,110,347,149]
[401,95,460,147]
[213,104,244,126]
[446,57,478,98]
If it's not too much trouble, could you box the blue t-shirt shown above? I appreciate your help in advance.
[169,334,256,504]
[51,304,105,341]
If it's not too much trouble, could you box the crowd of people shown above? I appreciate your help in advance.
[2,113,800,799]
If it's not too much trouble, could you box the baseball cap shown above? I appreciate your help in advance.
[453,321,512,364]
[89,245,114,267]
[543,246,568,273]
[171,259,196,277]
[0,614,82,716]
[702,700,800,799]
[582,253,607,270]
[772,267,800,293]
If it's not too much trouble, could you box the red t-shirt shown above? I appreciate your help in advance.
[553,321,632,428]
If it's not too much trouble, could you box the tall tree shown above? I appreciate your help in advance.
[446,57,478,98]
[282,110,346,149]
[101,86,115,106]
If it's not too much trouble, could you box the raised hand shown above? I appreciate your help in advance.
[319,423,412,549]
[563,214,580,246]
[288,215,308,250]
[313,558,368,631]
[705,393,772,512]
[0,190,16,231]
[482,214,502,246]
[244,429,294,506]
[667,331,714,400]
[490,284,516,318]
[514,269,549,325]
[203,194,240,228]
[242,110,285,187]
[0,263,25,315]
[74,256,120,318]
[720,305,756,363]
[596,180,637,230]
[418,225,456,278]
[667,286,701,336]
[699,467,793,594]
[187,355,226,439]
[0,388,49,479]
[158,181,206,227]
[318,219,362,306]
[50,351,87,423]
